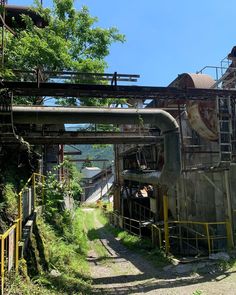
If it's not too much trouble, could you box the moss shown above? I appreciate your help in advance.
[0,183,18,233]
[3,183,18,217]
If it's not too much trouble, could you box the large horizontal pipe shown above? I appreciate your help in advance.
[12,106,178,132]
[13,106,181,189]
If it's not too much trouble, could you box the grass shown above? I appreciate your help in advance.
[217,258,236,271]
[7,208,92,295]
[83,209,109,261]
[8,205,170,294]
[3,183,18,217]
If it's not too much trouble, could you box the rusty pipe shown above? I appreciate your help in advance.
[12,106,181,189]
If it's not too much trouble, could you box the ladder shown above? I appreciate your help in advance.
[216,96,232,167]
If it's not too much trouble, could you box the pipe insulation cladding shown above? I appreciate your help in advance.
[12,106,181,189]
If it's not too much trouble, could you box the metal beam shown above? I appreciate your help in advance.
[64,151,82,155]
[2,81,236,100]
[67,159,110,162]
[21,133,159,145]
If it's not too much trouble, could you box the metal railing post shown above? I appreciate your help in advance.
[205,223,211,254]
[151,225,154,247]
[42,175,45,205]
[158,227,162,248]
[15,220,19,271]
[226,220,234,250]
[152,225,162,248]
[33,173,36,208]
[0,172,47,294]
[18,192,22,240]
[163,194,170,253]
[1,237,4,295]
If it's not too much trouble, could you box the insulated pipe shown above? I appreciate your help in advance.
[12,106,181,189]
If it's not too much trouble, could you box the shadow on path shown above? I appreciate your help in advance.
[86,211,236,295]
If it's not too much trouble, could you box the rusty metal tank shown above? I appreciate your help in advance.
[175,73,217,141]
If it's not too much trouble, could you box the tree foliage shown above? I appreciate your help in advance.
[44,159,82,222]
[3,0,125,105]
[6,0,124,73]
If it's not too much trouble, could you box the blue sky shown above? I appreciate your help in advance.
[10,0,236,86]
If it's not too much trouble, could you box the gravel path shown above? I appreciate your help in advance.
[86,210,236,295]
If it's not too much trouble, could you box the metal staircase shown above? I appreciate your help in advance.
[216,96,232,167]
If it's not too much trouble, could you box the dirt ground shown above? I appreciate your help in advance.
[86,209,236,295]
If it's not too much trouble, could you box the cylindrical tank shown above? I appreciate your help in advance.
[176,73,217,141]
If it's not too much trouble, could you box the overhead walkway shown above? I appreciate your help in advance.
[2,81,236,100]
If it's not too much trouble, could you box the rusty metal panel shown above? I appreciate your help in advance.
[187,101,218,140]
[175,73,218,141]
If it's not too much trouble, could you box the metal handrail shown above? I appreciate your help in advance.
[168,220,233,254]
[108,211,233,255]
[151,224,162,248]
[0,218,20,294]
[0,172,45,294]
[8,69,140,84]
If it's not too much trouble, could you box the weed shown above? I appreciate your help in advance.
[218,258,236,271]
[3,183,18,216]
[9,208,91,295]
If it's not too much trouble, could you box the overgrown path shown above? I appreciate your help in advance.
[83,208,236,295]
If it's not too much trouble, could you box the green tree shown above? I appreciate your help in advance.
[44,159,82,221]
[3,0,125,105]
[82,156,93,168]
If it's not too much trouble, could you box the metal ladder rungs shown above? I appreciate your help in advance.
[216,96,232,166]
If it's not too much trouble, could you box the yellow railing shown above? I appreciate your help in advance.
[108,212,142,236]
[161,194,233,254]
[0,172,45,294]
[0,218,20,294]
[151,224,162,248]
[18,173,45,234]
[108,210,233,256]
[167,220,233,255]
